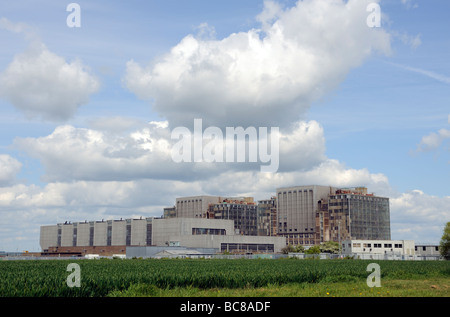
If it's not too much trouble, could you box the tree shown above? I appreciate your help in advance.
[281,244,296,254]
[305,245,320,254]
[294,244,305,253]
[319,241,340,254]
[440,221,450,260]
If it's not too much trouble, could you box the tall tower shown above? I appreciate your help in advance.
[276,185,334,246]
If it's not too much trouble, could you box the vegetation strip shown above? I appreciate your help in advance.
[1,258,448,297]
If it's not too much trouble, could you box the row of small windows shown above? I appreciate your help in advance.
[192,228,226,235]
[415,246,439,251]
[352,243,403,248]
[278,190,313,195]
[220,243,274,253]
[178,199,203,203]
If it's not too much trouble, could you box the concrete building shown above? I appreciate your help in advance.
[151,218,285,253]
[321,187,391,243]
[415,244,442,259]
[40,217,286,255]
[40,218,157,251]
[175,196,220,218]
[163,206,176,218]
[207,198,258,236]
[276,185,391,246]
[342,239,415,259]
[175,195,254,218]
[257,197,277,236]
[276,185,335,245]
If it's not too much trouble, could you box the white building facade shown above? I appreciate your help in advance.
[342,239,415,259]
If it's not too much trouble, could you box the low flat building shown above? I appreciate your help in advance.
[342,239,415,259]
[415,244,442,260]
[40,217,286,255]
[151,217,285,254]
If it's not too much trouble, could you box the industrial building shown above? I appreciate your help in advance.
[40,217,153,251]
[175,195,254,218]
[342,239,415,257]
[207,198,258,236]
[39,185,395,257]
[257,197,277,236]
[317,187,391,244]
[276,185,336,245]
[40,217,286,256]
[276,186,391,246]
[415,244,442,260]
[339,240,445,260]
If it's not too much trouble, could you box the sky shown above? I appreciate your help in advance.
[0,0,449,252]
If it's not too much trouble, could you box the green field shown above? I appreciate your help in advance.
[0,258,448,297]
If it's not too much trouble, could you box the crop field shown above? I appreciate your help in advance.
[0,258,449,297]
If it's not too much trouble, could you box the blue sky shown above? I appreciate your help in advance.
[0,0,449,251]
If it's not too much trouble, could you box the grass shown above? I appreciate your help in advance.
[108,276,450,297]
[1,258,449,297]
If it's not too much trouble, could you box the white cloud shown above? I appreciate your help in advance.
[0,43,100,121]
[415,115,450,153]
[13,118,328,181]
[124,0,391,129]
[0,155,22,187]
[13,122,176,182]
[390,190,450,242]
[0,19,99,122]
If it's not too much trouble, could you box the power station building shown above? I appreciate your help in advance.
[276,185,335,245]
[39,185,392,256]
[40,217,286,256]
[324,188,391,242]
[276,186,390,246]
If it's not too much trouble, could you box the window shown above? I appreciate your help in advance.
[192,228,226,236]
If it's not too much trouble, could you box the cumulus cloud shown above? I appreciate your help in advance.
[13,118,328,181]
[0,18,99,121]
[0,155,22,187]
[0,44,99,121]
[415,114,450,153]
[124,0,391,129]
[390,190,450,242]
[13,121,176,182]
[278,120,326,172]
